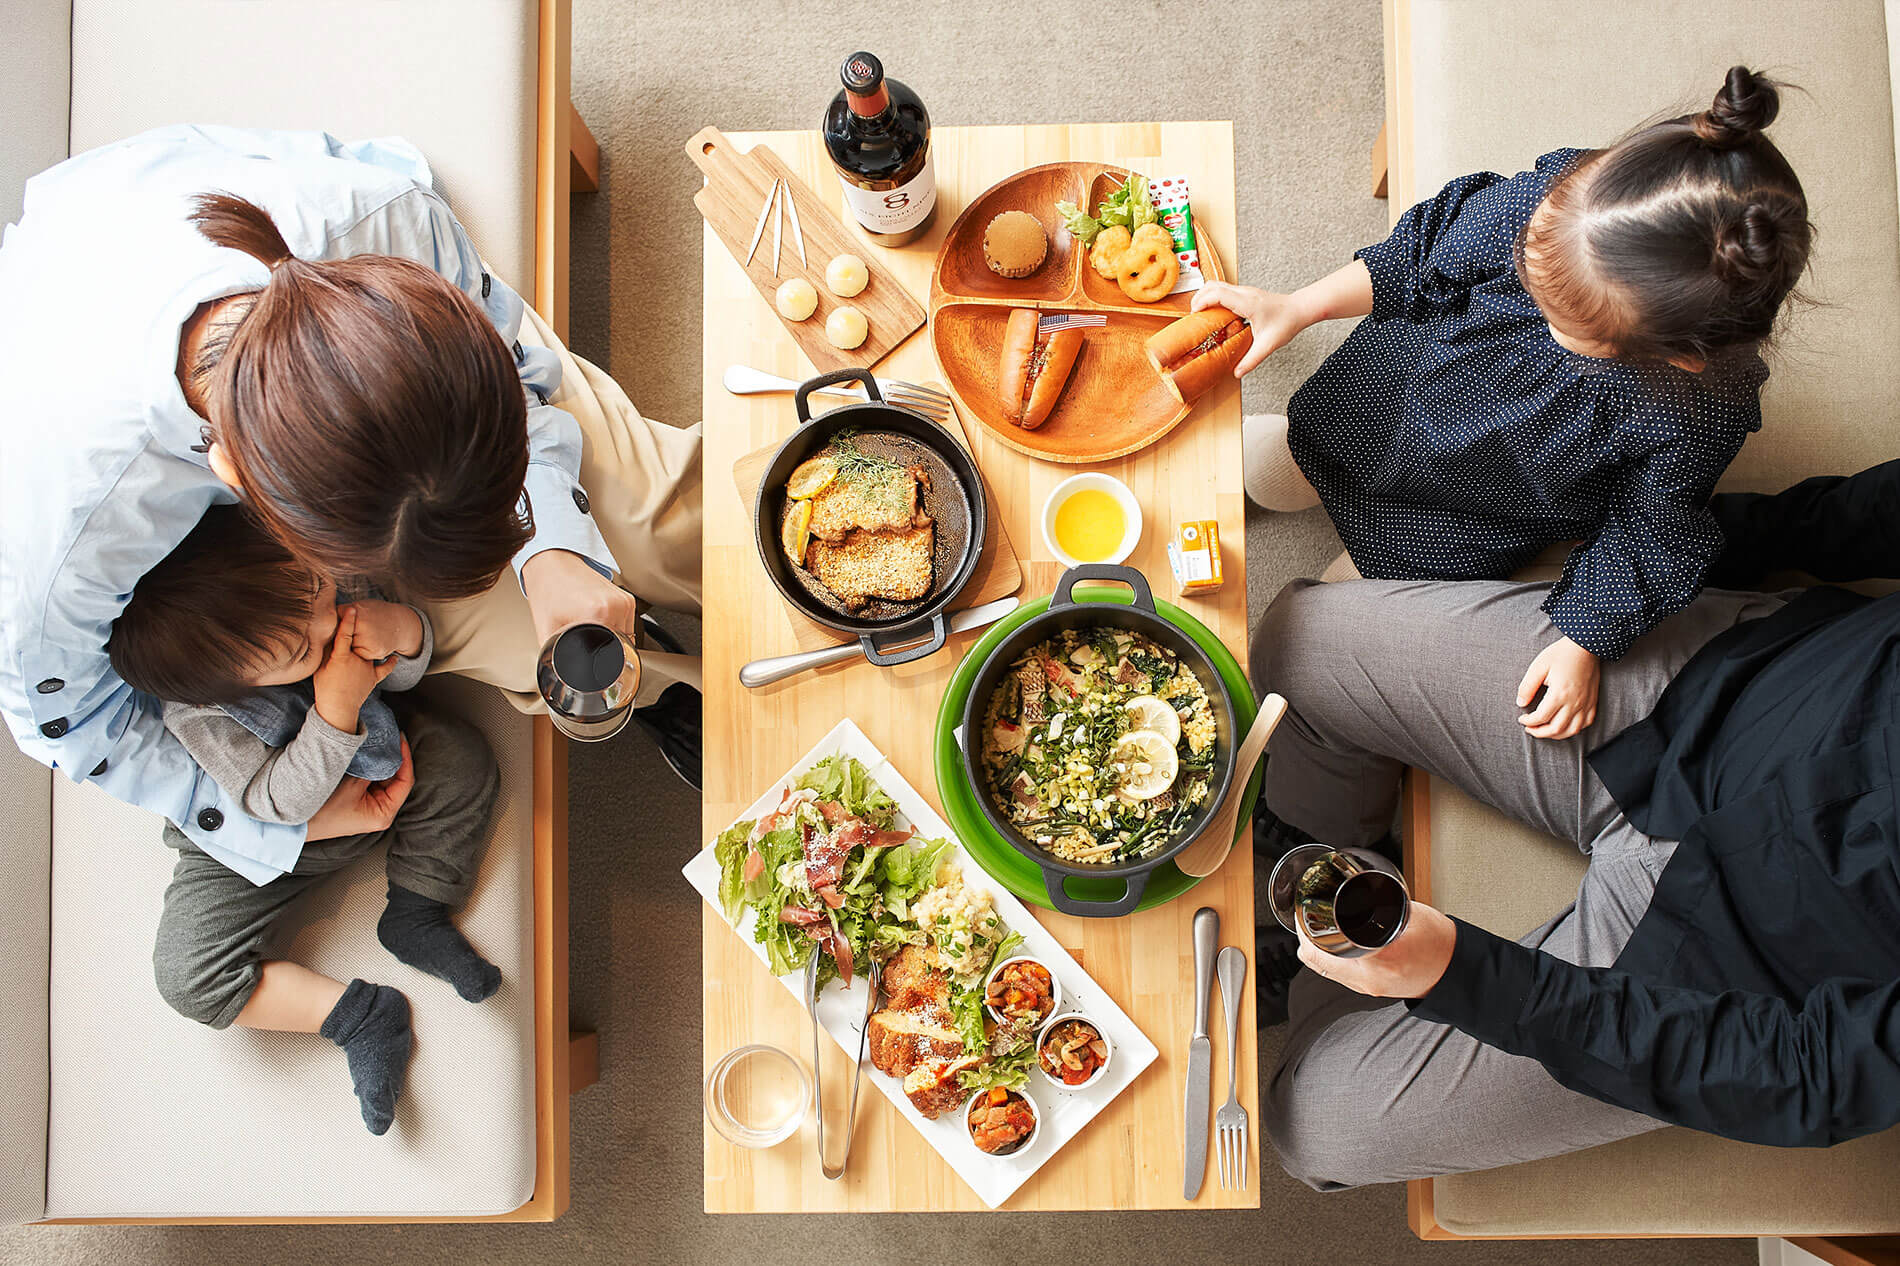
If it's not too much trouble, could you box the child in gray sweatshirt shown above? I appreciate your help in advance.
[109,505,501,1135]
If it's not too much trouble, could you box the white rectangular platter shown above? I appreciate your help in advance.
[684,717,1158,1209]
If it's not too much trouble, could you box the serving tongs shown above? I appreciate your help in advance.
[805,950,880,1180]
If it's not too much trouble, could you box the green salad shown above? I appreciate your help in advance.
[1056,173,1158,249]
[713,754,1039,1096]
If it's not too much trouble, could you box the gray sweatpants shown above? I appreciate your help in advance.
[152,707,499,1030]
[1250,578,1789,1189]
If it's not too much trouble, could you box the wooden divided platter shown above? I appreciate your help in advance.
[688,126,925,374]
[927,161,1230,464]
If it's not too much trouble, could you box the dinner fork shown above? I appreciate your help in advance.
[722,364,952,423]
[1215,945,1250,1190]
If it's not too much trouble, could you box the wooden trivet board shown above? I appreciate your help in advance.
[688,126,925,374]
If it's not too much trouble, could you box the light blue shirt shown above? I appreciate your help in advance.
[0,125,617,883]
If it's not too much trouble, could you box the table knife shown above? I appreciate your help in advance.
[1183,905,1219,1199]
[738,596,1020,688]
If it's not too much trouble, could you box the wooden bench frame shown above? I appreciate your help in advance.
[41,0,598,1227]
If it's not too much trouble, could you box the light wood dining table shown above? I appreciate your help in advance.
[699,121,1257,1212]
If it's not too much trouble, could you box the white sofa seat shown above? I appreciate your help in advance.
[69,0,540,291]
[3,0,555,1223]
[45,680,537,1220]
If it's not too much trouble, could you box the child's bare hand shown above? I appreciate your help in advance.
[344,599,424,662]
[1193,282,1306,377]
[312,606,395,734]
[1516,637,1601,741]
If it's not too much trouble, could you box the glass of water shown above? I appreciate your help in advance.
[704,1044,810,1148]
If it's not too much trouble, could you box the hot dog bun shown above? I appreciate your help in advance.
[1144,306,1253,405]
[997,309,1084,430]
[1020,328,1083,430]
[998,308,1039,426]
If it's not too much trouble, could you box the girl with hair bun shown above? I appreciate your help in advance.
[1211,66,1812,741]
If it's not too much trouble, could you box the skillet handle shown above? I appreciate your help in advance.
[795,368,883,425]
[1044,866,1152,919]
[1051,563,1156,614]
[859,614,947,667]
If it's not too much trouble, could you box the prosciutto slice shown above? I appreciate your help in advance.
[803,820,852,898]
[751,786,818,841]
[835,818,915,852]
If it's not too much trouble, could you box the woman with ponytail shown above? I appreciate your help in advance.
[1210,67,1813,743]
[0,126,702,888]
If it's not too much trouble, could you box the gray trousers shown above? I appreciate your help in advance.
[152,707,499,1029]
[1250,578,1788,1189]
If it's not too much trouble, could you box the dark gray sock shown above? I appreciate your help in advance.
[319,979,412,1136]
[377,882,501,1003]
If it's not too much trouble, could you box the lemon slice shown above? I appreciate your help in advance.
[781,499,813,568]
[1113,730,1179,801]
[1122,695,1181,747]
[787,454,837,501]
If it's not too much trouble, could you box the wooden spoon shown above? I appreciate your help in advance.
[1173,693,1289,878]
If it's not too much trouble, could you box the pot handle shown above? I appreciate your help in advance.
[795,367,883,425]
[859,613,947,667]
[1043,866,1152,919]
[1050,563,1156,614]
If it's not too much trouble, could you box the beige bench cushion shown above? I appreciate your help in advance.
[67,0,539,292]
[1401,0,1900,492]
[1400,0,1900,1234]
[1424,782,1900,1236]
[43,679,536,1219]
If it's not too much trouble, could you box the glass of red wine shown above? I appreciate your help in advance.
[1273,846,1411,957]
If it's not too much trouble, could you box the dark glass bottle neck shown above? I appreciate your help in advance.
[846,85,892,122]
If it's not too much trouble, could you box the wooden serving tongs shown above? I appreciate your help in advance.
[1173,693,1290,878]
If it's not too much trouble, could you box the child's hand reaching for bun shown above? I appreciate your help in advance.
[1194,260,1378,380]
[1193,283,1302,377]
[313,606,396,735]
[1516,636,1601,741]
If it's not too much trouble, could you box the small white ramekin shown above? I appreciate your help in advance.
[1034,1012,1114,1091]
[964,1085,1042,1161]
[1041,472,1143,569]
[983,954,1063,1028]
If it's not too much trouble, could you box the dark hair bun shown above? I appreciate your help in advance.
[1693,66,1781,149]
[1710,194,1807,298]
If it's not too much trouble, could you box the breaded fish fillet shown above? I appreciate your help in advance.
[808,463,932,543]
[805,523,934,611]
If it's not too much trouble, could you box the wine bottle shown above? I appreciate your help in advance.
[822,51,938,247]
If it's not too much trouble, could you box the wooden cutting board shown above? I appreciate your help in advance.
[687,126,926,374]
[733,383,1023,650]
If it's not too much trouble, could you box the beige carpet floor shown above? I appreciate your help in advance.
[2,1,1755,1262]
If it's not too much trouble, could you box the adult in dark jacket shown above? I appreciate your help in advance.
[1257,459,1900,1189]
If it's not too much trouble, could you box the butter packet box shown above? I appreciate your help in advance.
[1167,519,1224,595]
[1150,174,1205,296]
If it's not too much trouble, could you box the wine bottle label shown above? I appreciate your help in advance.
[838,160,937,234]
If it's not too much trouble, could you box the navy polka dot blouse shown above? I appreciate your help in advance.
[1288,150,1767,660]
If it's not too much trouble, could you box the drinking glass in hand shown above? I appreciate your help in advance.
[1268,844,1411,958]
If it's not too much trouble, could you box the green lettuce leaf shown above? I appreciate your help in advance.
[1055,200,1101,248]
[713,821,755,921]
[957,1029,1037,1093]
[797,755,897,827]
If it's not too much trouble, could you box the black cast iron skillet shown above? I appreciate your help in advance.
[754,367,987,667]
[959,564,1238,918]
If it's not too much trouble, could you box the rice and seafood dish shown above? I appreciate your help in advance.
[979,628,1216,864]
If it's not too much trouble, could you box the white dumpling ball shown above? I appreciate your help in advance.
[825,305,868,350]
[775,277,818,322]
[825,253,869,298]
